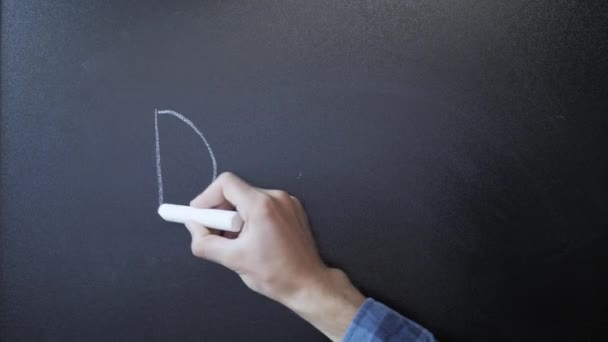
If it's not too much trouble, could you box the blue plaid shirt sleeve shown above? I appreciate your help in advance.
[343,298,435,342]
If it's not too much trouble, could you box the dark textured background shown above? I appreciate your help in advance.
[1,1,607,340]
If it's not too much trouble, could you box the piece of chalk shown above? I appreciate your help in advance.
[158,203,243,232]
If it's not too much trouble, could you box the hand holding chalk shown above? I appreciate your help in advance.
[158,203,243,232]
[183,172,365,342]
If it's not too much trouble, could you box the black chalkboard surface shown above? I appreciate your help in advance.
[1,1,607,341]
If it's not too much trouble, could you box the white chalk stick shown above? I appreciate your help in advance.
[158,203,243,232]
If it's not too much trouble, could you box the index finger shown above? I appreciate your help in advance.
[190,172,259,220]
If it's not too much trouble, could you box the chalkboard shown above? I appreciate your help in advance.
[2,1,607,341]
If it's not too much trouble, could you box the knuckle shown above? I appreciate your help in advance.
[274,190,291,203]
[191,240,207,259]
[256,195,275,216]
[217,172,236,182]
[191,241,202,258]
[290,195,301,206]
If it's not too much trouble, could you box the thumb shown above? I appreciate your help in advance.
[190,233,236,267]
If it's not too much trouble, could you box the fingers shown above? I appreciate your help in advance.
[258,189,300,206]
[184,201,229,238]
[190,172,259,220]
[187,172,256,266]
[187,173,309,269]
[191,234,236,268]
[258,189,308,228]
[185,221,222,237]
[185,219,238,266]
[259,189,290,202]
[184,221,212,240]
[209,202,239,239]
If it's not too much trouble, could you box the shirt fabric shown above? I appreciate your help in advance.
[343,298,435,342]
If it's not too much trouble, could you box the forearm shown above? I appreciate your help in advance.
[280,267,366,342]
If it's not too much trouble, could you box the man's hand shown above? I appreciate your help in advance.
[185,172,365,341]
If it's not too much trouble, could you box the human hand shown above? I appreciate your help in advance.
[186,172,365,341]
[187,172,326,302]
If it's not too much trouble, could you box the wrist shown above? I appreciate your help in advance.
[281,267,366,341]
